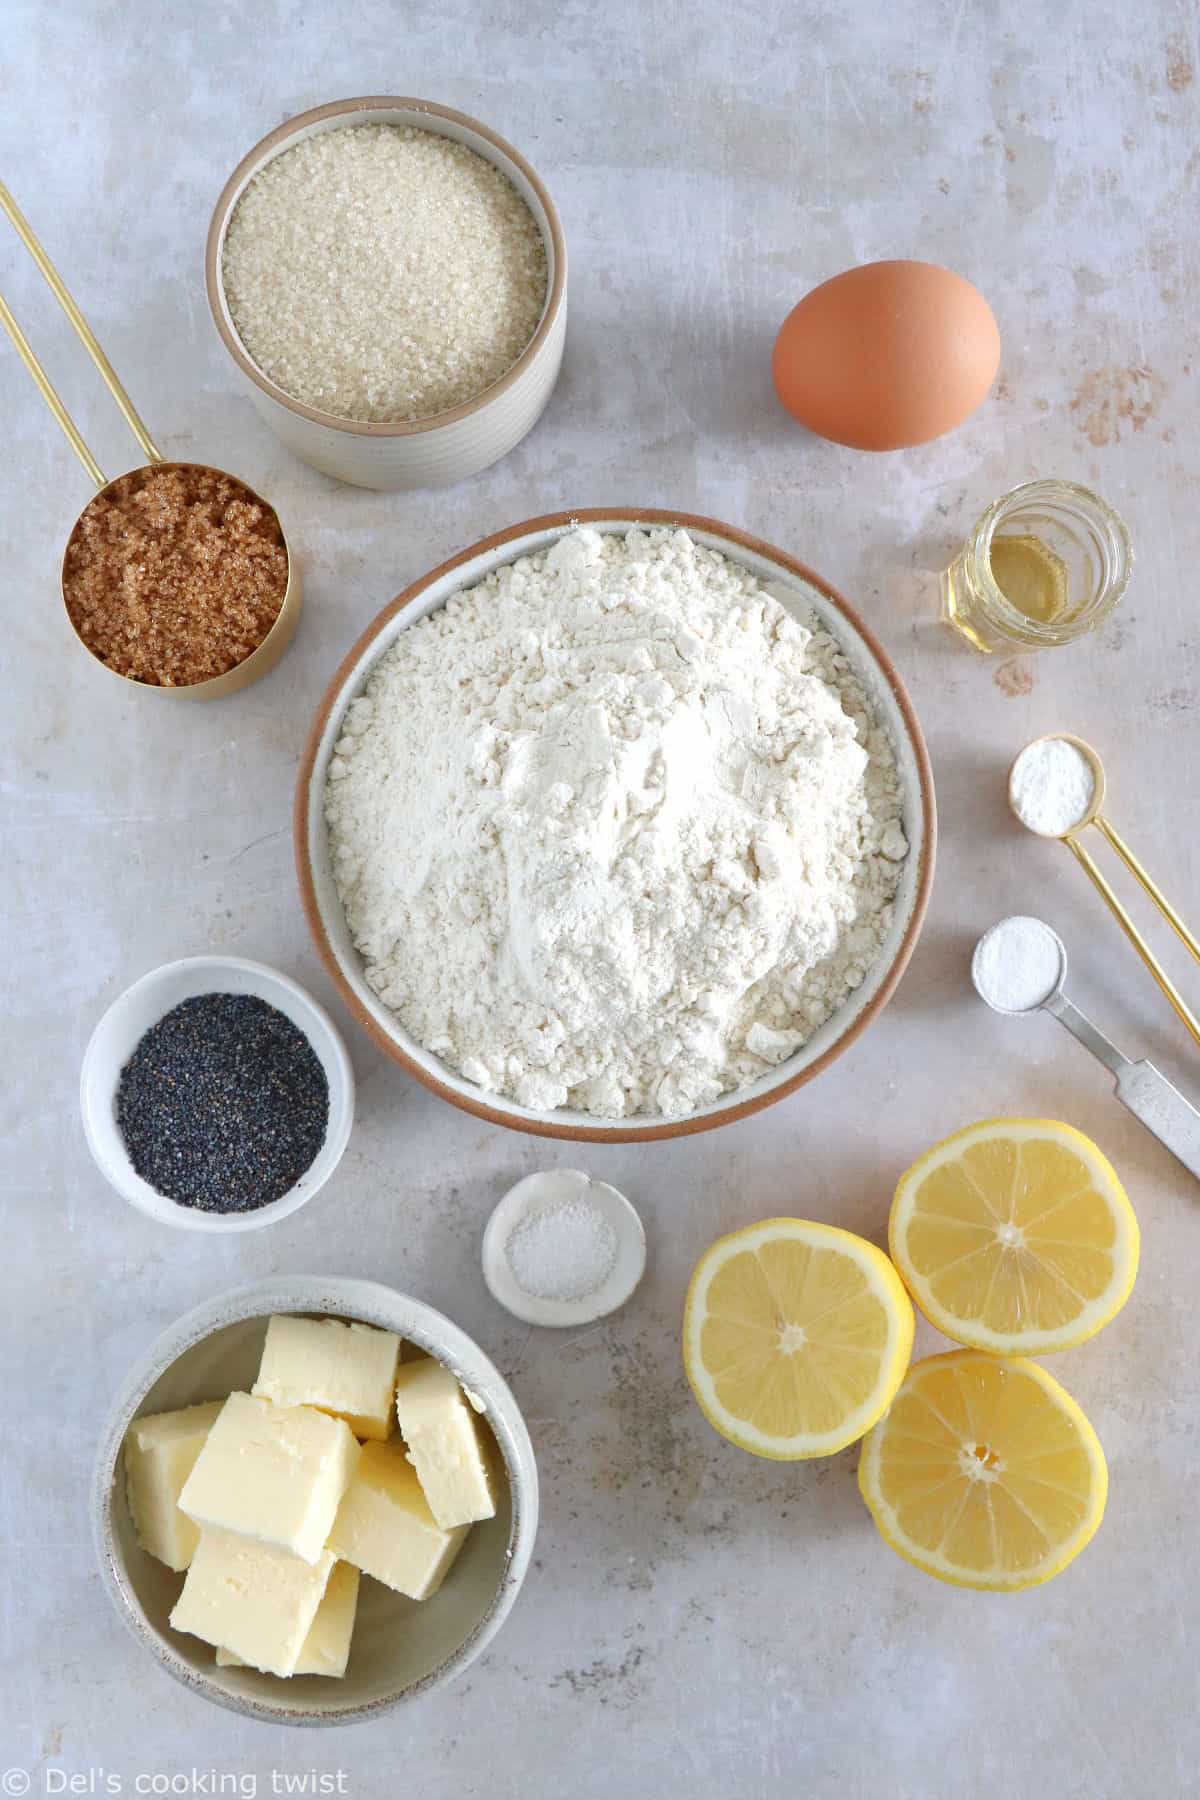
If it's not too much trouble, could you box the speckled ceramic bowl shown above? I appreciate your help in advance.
[206,97,567,490]
[93,1279,538,1726]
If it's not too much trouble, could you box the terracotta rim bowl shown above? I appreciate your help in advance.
[295,510,937,1142]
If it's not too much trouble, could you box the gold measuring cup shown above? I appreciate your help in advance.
[0,181,300,698]
[1009,733,1200,1049]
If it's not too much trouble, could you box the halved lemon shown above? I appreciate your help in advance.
[683,1219,914,1459]
[889,1118,1138,1355]
[858,1349,1107,1590]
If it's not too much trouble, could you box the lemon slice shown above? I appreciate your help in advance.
[858,1349,1107,1590]
[889,1118,1138,1355]
[683,1219,914,1459]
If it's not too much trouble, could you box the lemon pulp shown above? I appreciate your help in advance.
[684,1219,914,1460]
[858,1349,1107,1590]
[890,1118,1139,1354]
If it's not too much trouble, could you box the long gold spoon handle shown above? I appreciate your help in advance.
[0,289,105,487]
[1094,813,1200,967]
[1065,834,1200,1050]
[0,179,161,470]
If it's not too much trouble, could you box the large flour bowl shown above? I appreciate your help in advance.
[296,511,936,1142]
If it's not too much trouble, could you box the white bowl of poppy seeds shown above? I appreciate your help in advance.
[206,97,567,491]
[80,957,355,1232]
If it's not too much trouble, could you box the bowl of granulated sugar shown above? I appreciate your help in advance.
[207,97,567,490]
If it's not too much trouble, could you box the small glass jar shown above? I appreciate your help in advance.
[940,479,1132,654]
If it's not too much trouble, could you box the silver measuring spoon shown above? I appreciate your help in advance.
[972,915,1200,1182]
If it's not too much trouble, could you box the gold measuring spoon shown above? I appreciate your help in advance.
[0,180,300,698]
[1009,733,1200,1050]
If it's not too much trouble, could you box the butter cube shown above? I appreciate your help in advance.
[171,1529,334,1678]
[252,1315,401,1441]
[215,1560,360,1678]
[393,1359,495,1530]
[328,1440,469,1599]
[123,1400,224,1572]
[179,1392,359,1565]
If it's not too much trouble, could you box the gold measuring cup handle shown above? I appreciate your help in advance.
[1093,814,1200,967]
[0,290,105,486]
[0,178,161,485]
[1064,831,1200,1051]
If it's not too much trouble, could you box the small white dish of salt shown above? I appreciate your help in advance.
[482,1169,646,1327]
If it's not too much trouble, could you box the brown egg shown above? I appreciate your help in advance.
[772,260,1000,451]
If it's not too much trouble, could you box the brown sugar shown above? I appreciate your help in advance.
[62,463,289,686]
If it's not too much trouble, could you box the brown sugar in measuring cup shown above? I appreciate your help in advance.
[0,180,300,698]
[63,464,290,688]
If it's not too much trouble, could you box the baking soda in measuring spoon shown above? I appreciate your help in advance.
[972,916,1066,1014]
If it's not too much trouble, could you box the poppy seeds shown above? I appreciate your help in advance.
[115,994,329,1213]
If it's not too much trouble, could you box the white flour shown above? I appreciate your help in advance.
[325,527,908,1117]
[1009,737,1095,837]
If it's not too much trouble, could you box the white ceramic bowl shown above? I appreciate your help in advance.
[296,510,936,1143]
[92,1278,537,1725]
[206,97,568,490]
[80,955,355,1232]
[482,1170,647,1328]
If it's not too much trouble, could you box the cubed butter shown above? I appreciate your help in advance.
[123,1400,224,1572]
[252,1315,401,1441]
[328,1440,468,1600]
[215,1560,360,1678]
[393,1358,495,1530]
[171,1529,334,1679]
[179,1391,360,1565]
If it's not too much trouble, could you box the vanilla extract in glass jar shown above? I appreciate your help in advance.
[941,479,1132,653]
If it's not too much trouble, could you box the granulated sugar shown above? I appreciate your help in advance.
[326,526,908,1118]
[222,124,547,423]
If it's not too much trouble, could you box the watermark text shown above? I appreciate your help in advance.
[5,1770,350,1798]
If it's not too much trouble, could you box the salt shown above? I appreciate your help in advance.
[482,1169,646,1326]
[972,915,1064,1014]
[1009,737,1096,837]
[505,1198,618,1303]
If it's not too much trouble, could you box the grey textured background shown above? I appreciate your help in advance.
[3,1,1199,1795]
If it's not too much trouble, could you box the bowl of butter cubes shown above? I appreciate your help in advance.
[92,1277,538,1723]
